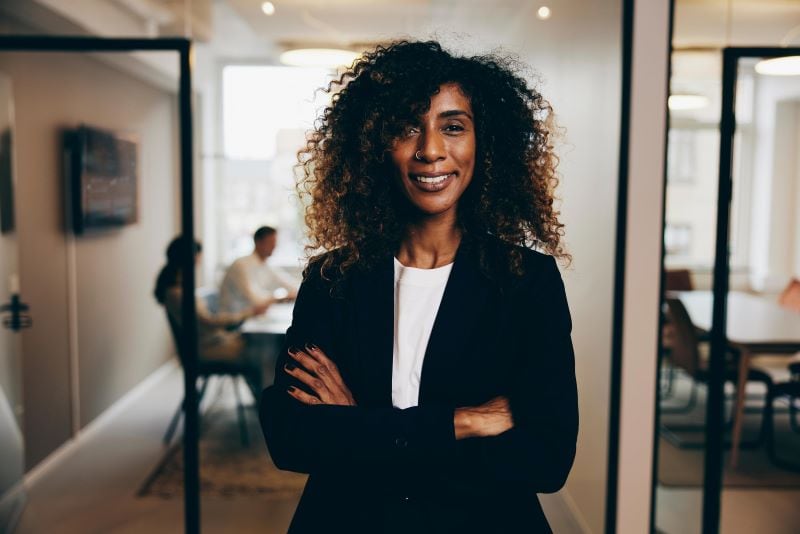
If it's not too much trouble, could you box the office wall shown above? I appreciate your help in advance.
[0,48,179,469]
[503,5,622,532]
[749,75,800,291]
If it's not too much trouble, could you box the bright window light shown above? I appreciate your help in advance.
[754,56,800,76]
[223,66,334,160]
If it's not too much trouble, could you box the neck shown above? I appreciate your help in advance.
[396,215,461,269]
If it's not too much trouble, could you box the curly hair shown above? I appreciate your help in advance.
[298,39,568,282]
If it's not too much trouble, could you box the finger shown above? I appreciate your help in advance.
[287,348,319,374]
[294,346,343,392]
[304,345,346,386]
[285,363,332,403]
[287,385,322,405]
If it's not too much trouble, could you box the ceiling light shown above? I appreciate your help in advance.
[537,6,551,20]
[280,48,360,68]
[754,56,800,76]
[261,2,276,16]
[668,94,709,111]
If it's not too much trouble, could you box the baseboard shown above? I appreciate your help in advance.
[24,359,178,489]
[540,488,593,534]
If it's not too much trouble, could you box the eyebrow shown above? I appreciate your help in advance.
[439,109,473,120]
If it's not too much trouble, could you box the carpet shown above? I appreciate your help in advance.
[138,380,307,499]
[658,409,800,488]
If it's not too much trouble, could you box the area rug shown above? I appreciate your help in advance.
[138,382,307,499]
[658,410,800,488]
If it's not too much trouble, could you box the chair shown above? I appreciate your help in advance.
[660,297,775,448]
[778,278,800,313]
[762,362,800,471]
[162,312,258,447]
[660,269,697,400]
[665,268,694,292]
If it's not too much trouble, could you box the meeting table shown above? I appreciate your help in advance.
[675,290,800,468]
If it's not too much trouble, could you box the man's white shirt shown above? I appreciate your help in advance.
[219,253,295,313]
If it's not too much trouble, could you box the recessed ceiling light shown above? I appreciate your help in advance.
[280,48,360,68]
[754,56,800,76]
[537,6,551,20]
[668,94,709,111]
[261,2,276,16]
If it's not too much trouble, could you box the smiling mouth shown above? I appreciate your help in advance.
[411,172,454,184]
[408,172,456,192]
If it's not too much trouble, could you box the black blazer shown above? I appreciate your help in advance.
[260,238,578,533]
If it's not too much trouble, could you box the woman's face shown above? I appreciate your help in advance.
[389,83,476,221]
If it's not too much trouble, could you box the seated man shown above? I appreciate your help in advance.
[219,226,298,314]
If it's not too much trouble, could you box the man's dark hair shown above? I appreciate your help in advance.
[254,226,277,242]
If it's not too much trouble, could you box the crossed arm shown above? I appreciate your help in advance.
[259,257,577,492]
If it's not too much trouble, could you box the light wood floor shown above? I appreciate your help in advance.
[15,366,299,534]
[655,370,800,534]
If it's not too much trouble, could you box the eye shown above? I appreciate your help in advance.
[444,123,465,134]
[402,125,420,137]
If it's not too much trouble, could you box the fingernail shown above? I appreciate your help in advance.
[305,343,316,352]
[309,343,319,350]
[285,363,295,371]
[287,386,296,393]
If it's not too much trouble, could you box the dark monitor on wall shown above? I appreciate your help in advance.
[64,124,138,234]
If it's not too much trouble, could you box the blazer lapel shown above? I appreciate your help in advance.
[352,255,395,407]
[418,243,491,405]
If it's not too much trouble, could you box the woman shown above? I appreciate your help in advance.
[260,40,577,533]
[154,236,268,362]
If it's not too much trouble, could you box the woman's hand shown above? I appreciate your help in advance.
[454,396,514,440]
[284,345,356,406]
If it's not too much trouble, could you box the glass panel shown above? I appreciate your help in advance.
[717,56,800,534]
[0,71,25,532]
[0,50,184,531]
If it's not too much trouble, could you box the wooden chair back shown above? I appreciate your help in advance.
[664,297,701,377]
[665,269,693,291]
[778,278,800,313]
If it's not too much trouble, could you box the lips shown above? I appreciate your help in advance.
[408,172,456,192]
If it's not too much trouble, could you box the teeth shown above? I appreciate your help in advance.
[413,173,452,184]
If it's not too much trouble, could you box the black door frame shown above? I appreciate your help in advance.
[704,46,800,534]
[0,36,201,534]
[650,45,800,534]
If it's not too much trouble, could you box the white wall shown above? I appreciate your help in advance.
[0,45,180,468]
[748,73,800,291]
[617,0,670,532]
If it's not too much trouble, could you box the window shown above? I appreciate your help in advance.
[218,66,335,272]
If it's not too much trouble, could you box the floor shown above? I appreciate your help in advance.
[655,367,800,534]
[12,364,580,533]
[15,365,298,534]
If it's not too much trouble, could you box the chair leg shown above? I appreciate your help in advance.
[659,362,676,400]
[661,381,698,414]
[163,376,208,445]
[764,390,800,472]
[233,375,249,447]
[790,397,800,434]
[163,402,183,445]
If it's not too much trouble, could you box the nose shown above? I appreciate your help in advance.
[416,130,446,162]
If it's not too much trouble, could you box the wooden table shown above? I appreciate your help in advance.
[241,302,293,387]
[676,290,800,467]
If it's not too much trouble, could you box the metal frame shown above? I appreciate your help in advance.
[651,45,800,534]
[705,45,800,534]
[0,35,200,534]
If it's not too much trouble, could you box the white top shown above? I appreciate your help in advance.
[219,253,296,313]
[391,258,454,409]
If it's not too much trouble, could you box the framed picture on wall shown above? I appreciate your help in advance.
[0,127,13,233]
[63,124,139,234]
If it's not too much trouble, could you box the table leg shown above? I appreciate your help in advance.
[730,348,750,468]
